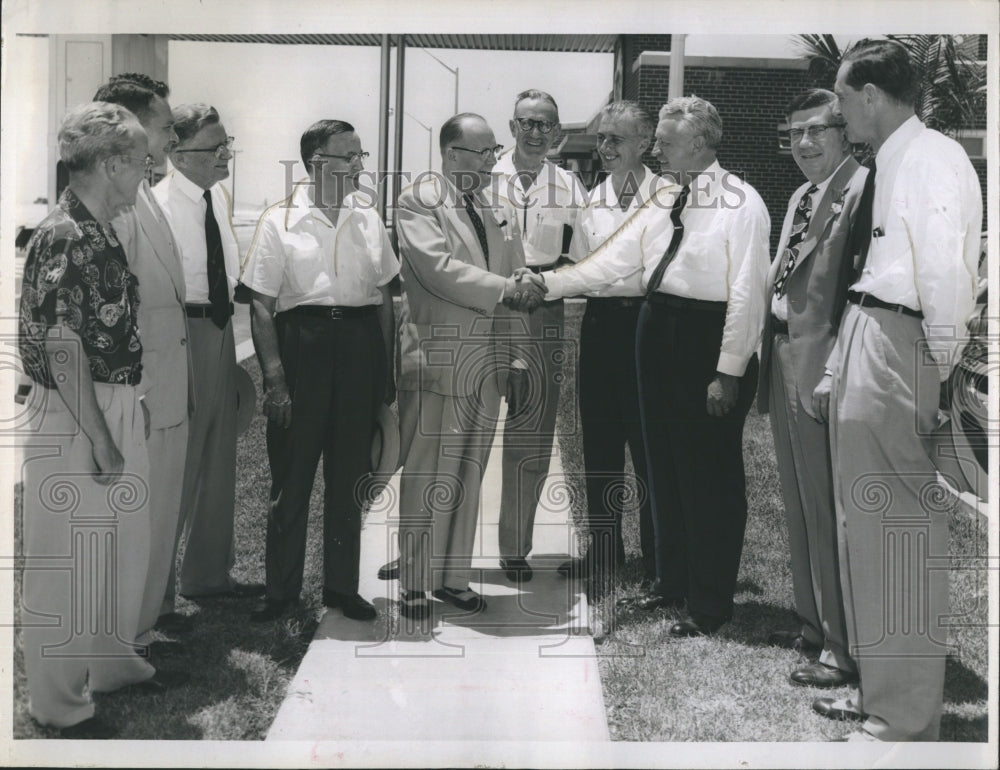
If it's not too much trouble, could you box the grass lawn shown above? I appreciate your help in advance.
[10,300,990,741]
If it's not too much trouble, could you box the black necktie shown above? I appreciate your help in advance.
[849,156,877,283]
[645,184,690,297]
[774,184,818,298]
[203,189,230,330]
[463,193,490,260]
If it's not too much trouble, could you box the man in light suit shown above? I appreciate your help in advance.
[811,39,981,742]
[96,74,194,643]
[154,104,264,604]
[756,89,864,689]
[393,113,544,619]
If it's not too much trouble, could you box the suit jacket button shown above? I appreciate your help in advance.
[181,338,187,345]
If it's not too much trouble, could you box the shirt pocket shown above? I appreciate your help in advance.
[285,244,328,296]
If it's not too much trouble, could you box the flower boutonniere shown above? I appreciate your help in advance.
[829,187,847,219]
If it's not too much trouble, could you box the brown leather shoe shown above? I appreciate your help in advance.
[790,662,859,688]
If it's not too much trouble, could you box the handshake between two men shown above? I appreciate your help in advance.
[502,267,549,311]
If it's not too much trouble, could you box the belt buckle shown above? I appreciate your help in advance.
[328,307,344,320]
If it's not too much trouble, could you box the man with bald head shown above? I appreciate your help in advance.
[392,113,543,619]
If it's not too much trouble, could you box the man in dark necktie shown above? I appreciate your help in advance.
[541,96,770,637]
[391,113,543,619]
[810,38,981,742]
[153,104,264,604]
[756,89,866,689]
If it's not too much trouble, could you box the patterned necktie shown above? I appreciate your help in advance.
[773,184,818,298]
[849,156,877,282]
[203,189,230,330]
[645,184,690,297]
[463,193,490,260]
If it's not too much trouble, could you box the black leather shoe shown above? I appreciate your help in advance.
[637,593,685,612]
[128,668,191,695]
[323,590,377,620]
[499,557,533,583]
[59,716,119,739]
[378,558,400,581]
[669,615,726,637]
[433,586,486,612]
[398,589,430,620]
[154,612,193,635]
[249,597,293,623]
[813,696,866,722]
[790,662,859,688]
[767,629,821,653]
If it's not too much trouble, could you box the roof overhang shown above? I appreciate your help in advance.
[165,33,619,53]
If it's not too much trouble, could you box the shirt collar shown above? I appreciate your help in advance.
[876,114,923,169]
[811,154,853,199]
[171,168,211,203]
[283,178,363,231]
[595,165,659,209]
[494,150,567,200]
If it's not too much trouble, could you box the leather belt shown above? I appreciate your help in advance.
[527,263,559,274]
[586,296,644,310]
[847,291,923,320]
[647,293,728,314]
[771,316,789,336]
[280,304,378,320]
[186,303,234,319]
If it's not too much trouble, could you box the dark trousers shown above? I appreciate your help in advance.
[264,307,385,601]
[636,297,758,622]
[579,298,655,580]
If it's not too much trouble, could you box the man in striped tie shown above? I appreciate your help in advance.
[756,89,866,689]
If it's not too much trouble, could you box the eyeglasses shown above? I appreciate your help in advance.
[313,151,370,164]
[788,124,844,143]
[117,154,155,170]
[174,136,235,159]
[513,117,555,134]
[451,144,503,161]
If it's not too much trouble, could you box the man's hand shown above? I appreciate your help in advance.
[91,435,125,485]
[812,373,832,424]
[706,373,739,417]
[503,270,547,311]
[140,399,150,440]
[506,367,530,419]
[263,381,293,429]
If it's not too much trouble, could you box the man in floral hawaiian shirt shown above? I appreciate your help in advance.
[756,89,865,689]
[18,101,187,739]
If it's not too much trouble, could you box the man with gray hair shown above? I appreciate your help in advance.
[539,95,769,636]
[756,88,864,689]
[153,104,262,606]
[19,102,187,738]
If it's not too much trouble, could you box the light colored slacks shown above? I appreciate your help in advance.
[21,383,155,727]
[499,299,564,560]
[768,334,854,672]
[397,385,500,592]
[168,317,237,601]
[830,304,950,741]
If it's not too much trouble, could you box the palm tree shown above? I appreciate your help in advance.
[792,34,987,137]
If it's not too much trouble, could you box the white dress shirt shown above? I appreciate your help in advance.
[242,181,399,313]
[489,151,586,267]
[770,156,852,321]
[153,170,241,303]
[849,115,981,378]
[545,160,770,376]
[568,165,673,297]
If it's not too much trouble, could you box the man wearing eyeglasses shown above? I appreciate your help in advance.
[392,112,543,619]
[756,89,864,691]
[242,119,398,623]
[97,74,197,649]
[488,90,585,584]
[153,104,263,609]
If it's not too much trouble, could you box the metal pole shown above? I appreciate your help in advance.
[377,34,391,223]
[391,34,406,251]
[668,34,686,100]
[454,67,459,114]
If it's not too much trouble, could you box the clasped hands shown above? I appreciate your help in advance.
[503,268,548,311]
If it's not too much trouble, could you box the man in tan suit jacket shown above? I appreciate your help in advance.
[757,89,866,690]
[98,74,194,644]
[393,113,544,619]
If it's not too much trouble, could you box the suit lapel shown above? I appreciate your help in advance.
[789,158,860,278]
[443,185,489,270]
[136,181,186,303]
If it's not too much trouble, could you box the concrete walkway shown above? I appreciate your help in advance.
[264,404,610,742]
